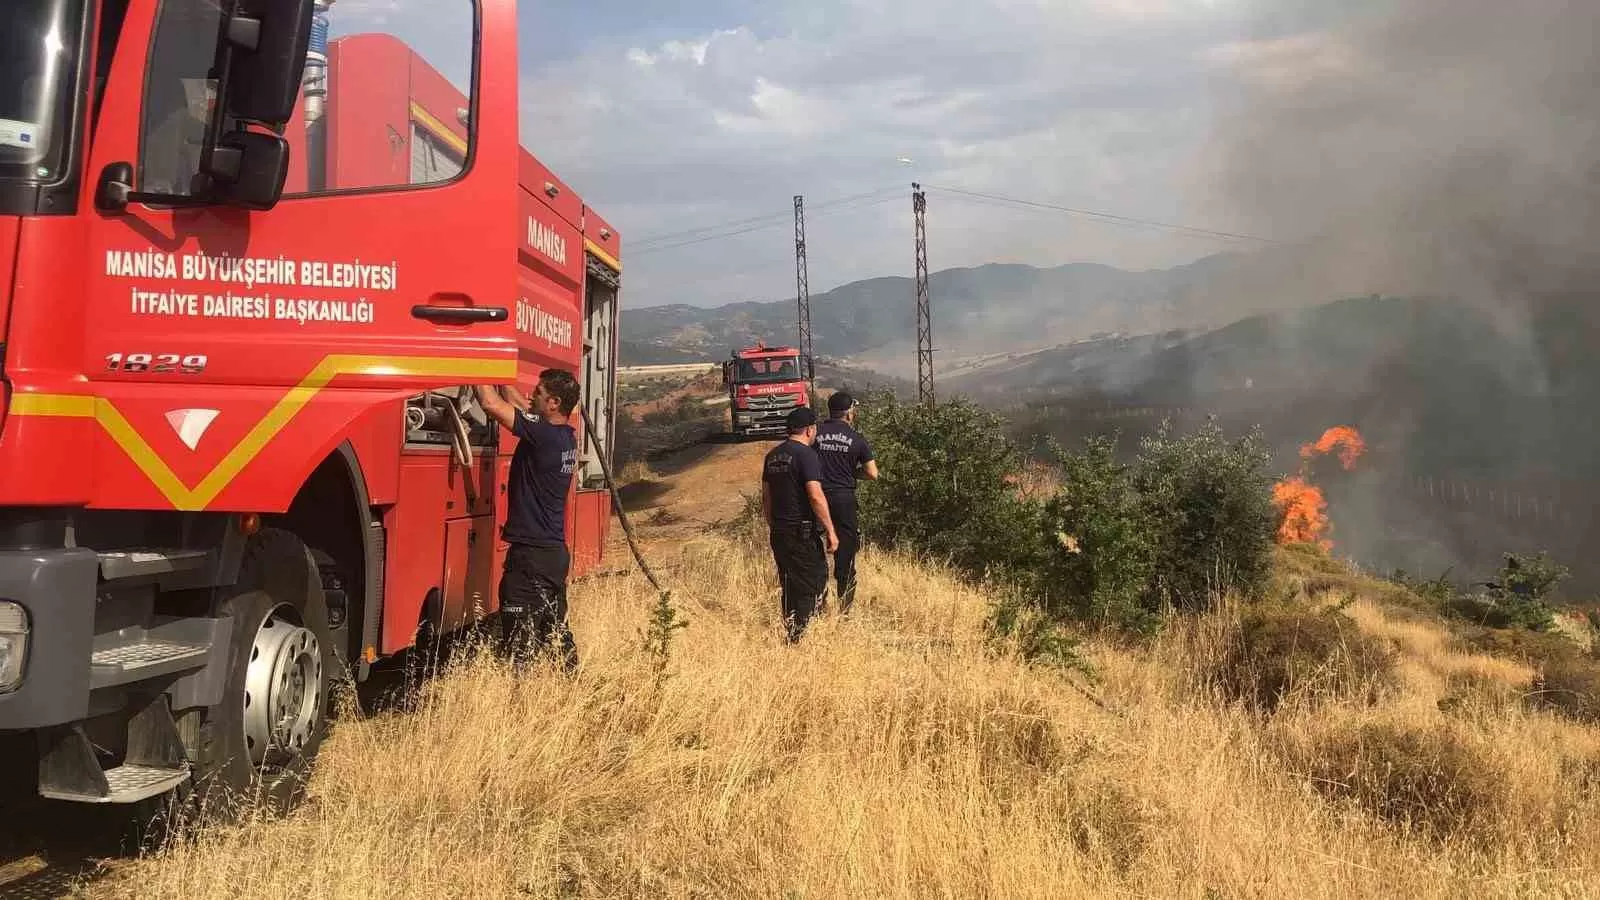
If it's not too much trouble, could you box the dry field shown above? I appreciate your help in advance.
[32,443,1597,898]
[65,519,1599,899]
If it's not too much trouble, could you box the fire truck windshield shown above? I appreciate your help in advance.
[737,357,802,383]
[0,0,82,184]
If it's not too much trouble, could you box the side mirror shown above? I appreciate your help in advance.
[210,131,290,210]
[94,161,137,212]
[94,134,289,213]
[225,0,316,127]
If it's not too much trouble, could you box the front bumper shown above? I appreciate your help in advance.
[0,549,98,730]
[735,406,801,434]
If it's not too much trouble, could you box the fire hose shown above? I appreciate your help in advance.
[580,412,665,593]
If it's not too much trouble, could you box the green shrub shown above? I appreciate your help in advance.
[1031,434,1159,632]
[855,392,1037,581]
[1134,421,1277,610]
[1029,421,1276,631]
[1388,567,1460,609]
[1389,553,1568,632]
[858,397,1280,636]
[1474,551,1567,631]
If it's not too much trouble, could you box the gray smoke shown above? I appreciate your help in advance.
[1200,0,1600,587]
[1208,0,1600,315]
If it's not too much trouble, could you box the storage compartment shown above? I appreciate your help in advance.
[440,515,495,634]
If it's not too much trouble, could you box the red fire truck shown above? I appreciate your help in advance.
[0,0,620,811]
[722,342,812,439]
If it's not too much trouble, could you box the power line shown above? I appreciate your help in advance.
[630,187,899,251]
[629,192,901,257]
[631,208,795,250]
[923,184,1281,245]
[629,186,902,250]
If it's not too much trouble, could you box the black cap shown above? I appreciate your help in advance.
[786,407,817,431]
[827,391,857,414]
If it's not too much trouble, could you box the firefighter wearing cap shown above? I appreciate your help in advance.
[814,391,879,614]
[761,406,840,643]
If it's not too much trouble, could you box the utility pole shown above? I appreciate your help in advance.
[794,195,813,384]
[913,182,934,406]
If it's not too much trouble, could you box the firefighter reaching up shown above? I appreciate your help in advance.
[476,370,583,673]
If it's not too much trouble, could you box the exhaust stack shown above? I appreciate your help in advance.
[302,0,334,190]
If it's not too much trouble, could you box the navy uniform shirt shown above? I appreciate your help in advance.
[815,418,875,494]
[762,439,823,526]
[503,410,578,547]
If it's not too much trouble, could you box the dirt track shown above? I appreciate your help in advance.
[610,437,774,553]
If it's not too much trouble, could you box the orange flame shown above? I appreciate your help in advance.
[1275,425,1364,550]
[1273,476,1331,550]
[1300,426,1366,471]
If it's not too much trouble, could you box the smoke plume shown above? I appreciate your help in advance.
[1207,0,1600,315]
[1198,0,1600,587]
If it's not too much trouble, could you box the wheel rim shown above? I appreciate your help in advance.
[243,604,324,768]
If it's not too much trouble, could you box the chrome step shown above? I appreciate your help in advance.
[97,549,208,581]
[89,617,227,689]
[38,764,190,804]
[90,639,210,688]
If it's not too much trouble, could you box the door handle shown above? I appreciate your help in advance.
[412,305,509,324]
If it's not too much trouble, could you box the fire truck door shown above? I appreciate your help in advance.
[77,1,522,512]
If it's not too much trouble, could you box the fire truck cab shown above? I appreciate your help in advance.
[0,0,620,813]
[722,342,812,439]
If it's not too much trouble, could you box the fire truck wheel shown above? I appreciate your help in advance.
[189,528,338,821]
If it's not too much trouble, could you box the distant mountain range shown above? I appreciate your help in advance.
[619,246,1371,375]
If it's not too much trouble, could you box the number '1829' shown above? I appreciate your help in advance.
[105,353,208,374]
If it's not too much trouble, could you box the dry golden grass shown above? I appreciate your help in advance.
[79,538,1600,899]
[616,458,660,486]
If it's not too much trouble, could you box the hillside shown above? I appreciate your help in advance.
[50,444,1600,899]
[619,247,1356,376]
[970,293,1600,595]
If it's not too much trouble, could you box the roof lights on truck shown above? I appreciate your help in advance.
[0,602,28,694]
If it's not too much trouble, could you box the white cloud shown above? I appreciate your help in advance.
[517,0,1279,309]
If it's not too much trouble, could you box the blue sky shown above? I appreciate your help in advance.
[334,0,1356,308]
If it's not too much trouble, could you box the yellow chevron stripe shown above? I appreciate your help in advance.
[584,239,622,273]
[409,101,469,157]
[8,354,515,511]
[9,394,97,417]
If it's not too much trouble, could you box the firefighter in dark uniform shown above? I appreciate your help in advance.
[762,407,839,643]
[476,370,583,673]
[814,391,878,614]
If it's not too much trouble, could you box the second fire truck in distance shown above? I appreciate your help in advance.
[722,342,812,439]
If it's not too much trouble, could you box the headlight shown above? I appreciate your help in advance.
[0,602,28,693]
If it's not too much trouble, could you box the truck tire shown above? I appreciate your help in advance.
[188,528,337,821]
